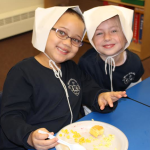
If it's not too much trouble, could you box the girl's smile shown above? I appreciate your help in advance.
[57,46,69,55]
[103,44,115,49]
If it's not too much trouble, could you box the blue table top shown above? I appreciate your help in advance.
[29,77,150,150]
[29,97,150,150]
[79,99,150,150]
[126,77,150,105]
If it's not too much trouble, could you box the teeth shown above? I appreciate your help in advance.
[104,44,114,48]
[57,47,67,53]
[105,45,111,48]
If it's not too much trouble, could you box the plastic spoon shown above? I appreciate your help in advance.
[38,130,86,150]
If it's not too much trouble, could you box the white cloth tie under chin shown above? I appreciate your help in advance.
[105,56,115,91]
[44,52,73,124]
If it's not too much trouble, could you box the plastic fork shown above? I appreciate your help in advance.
[38,130,86,150]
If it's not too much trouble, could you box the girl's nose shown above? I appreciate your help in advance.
[104,33,111,41]
[62,37,72,47]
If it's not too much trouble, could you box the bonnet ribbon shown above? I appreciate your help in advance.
[44,52,73,124]
[104,50,126,91]
[105,56,115,91]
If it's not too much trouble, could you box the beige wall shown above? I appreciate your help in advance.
[0,0,44,14]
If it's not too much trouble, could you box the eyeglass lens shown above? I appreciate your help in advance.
[52,28,82,47]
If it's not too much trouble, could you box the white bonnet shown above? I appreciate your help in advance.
[32,6,85,52]
[83,5,133,51]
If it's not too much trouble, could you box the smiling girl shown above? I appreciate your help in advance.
[79,5,144,115]
[79,5,144,92]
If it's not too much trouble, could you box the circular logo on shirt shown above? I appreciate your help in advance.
[122,72,135,84]
[67,78,80,96]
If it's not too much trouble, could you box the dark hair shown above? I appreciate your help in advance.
[65,8,84,23]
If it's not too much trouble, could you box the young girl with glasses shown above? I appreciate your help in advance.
[0,6,127,150]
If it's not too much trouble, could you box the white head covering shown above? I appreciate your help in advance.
[32,6,86,52]
[83,5,133,52]
[32,6,85,123]
[83,5,133,91]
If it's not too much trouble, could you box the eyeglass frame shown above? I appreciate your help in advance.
[51,27,83,47]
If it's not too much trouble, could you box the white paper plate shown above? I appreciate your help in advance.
[56,121,128,150]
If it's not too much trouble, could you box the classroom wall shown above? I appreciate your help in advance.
[0,0,44,91]
[69,0,102,11]
[44,0,102,11]
[0,0,43,14]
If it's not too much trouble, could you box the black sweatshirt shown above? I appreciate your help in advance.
[0,57,117,150]
[78,49,144,91]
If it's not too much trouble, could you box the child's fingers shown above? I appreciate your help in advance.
[33,129,58,150]
[110,91,127,103]
[105,95,113,108]
[111,91,127,99]
[98,97,106,110]
[111,92,121,99]
[35,141,58,150]
[36,128,53,139]
[98,91,127,110]
[44,138,58,148]
[36,132,49,140]
[119,91,127,97]
[98,93,113,109]
[37,138,58,148]
[100,103,105,110]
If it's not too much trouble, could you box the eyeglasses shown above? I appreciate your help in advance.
[51,28,83,47]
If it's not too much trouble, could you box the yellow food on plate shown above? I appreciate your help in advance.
[90,125,104,137]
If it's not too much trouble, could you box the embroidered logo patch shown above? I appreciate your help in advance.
[68,78,80,96]
[122,72,135,84]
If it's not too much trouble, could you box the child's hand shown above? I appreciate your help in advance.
[98,91,127,110]
[27,128,58,150]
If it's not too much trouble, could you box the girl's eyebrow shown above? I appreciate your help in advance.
[96,25,120,31]
[110,26,120,28]
[58,26,82,39]
[95,29,103,31]
[75,35,82,39]
[58,26,68,30]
